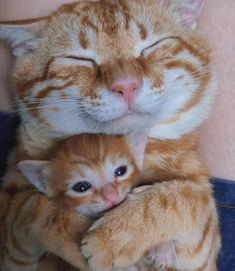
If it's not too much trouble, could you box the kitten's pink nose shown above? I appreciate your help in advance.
[101,184,119,205]
[110,78,142,103]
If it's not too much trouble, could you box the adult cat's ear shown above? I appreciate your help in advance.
[166,0,205,29]
[0,18,47,57]
[17,160,50,193]
[126,133,147,169]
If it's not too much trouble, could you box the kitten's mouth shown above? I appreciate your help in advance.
[104,202,120,212]
[104,195,128,212]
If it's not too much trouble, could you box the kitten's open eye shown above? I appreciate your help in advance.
[73,181,92,193]
[114,166,127,177]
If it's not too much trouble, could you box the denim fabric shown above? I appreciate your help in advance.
[0,112,234,270]
[211,178,235,271]
[0,112,20,180]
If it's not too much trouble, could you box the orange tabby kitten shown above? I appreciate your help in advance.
[0,0,220,270]
[18,134,144,218]
[1,132,145,271]
[18,133,175,271]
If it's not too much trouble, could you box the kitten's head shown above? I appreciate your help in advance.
[0,0,214,139]
[18,133,146,216]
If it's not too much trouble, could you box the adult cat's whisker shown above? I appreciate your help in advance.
[34,107,81,130]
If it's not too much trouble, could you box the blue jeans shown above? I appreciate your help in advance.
[0,112,234,270]
[212,178,235,270]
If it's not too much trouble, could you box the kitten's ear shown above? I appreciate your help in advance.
[0,18,47,57]
[126,133,148,169]
[166,0,205,29]
[17,160,50,193]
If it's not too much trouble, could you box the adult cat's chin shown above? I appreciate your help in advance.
[95,112,155,134]
[33,111,154,138]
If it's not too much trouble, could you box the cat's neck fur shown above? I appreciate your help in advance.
[2,123,58,189]
[19,124,57,159]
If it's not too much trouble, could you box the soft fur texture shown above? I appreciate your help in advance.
[18,133,176,271]
[18,134,144,217]
[0,0,219,271]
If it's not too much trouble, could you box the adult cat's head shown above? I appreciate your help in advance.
[0,0,215,139]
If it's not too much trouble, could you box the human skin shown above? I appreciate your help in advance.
[0,0,234,180]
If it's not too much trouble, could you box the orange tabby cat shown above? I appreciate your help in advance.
[0,0,220,270]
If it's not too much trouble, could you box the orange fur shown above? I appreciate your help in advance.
[0,0,220,270]
[42,134,141,211]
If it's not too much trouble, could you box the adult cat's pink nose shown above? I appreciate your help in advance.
[101,184,119,205]
[110,78,142,103]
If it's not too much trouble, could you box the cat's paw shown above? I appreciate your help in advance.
[81,217,114,271]
[81,200,145,271]
[81,217,133,271]
[144,241,176,270]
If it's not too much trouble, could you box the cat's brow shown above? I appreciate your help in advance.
[44,55,97,76]
[143,35,179,52]
[62,55,96,64]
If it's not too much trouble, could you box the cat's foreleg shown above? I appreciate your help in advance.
[81,181,220,271]
[0,189,93,271]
